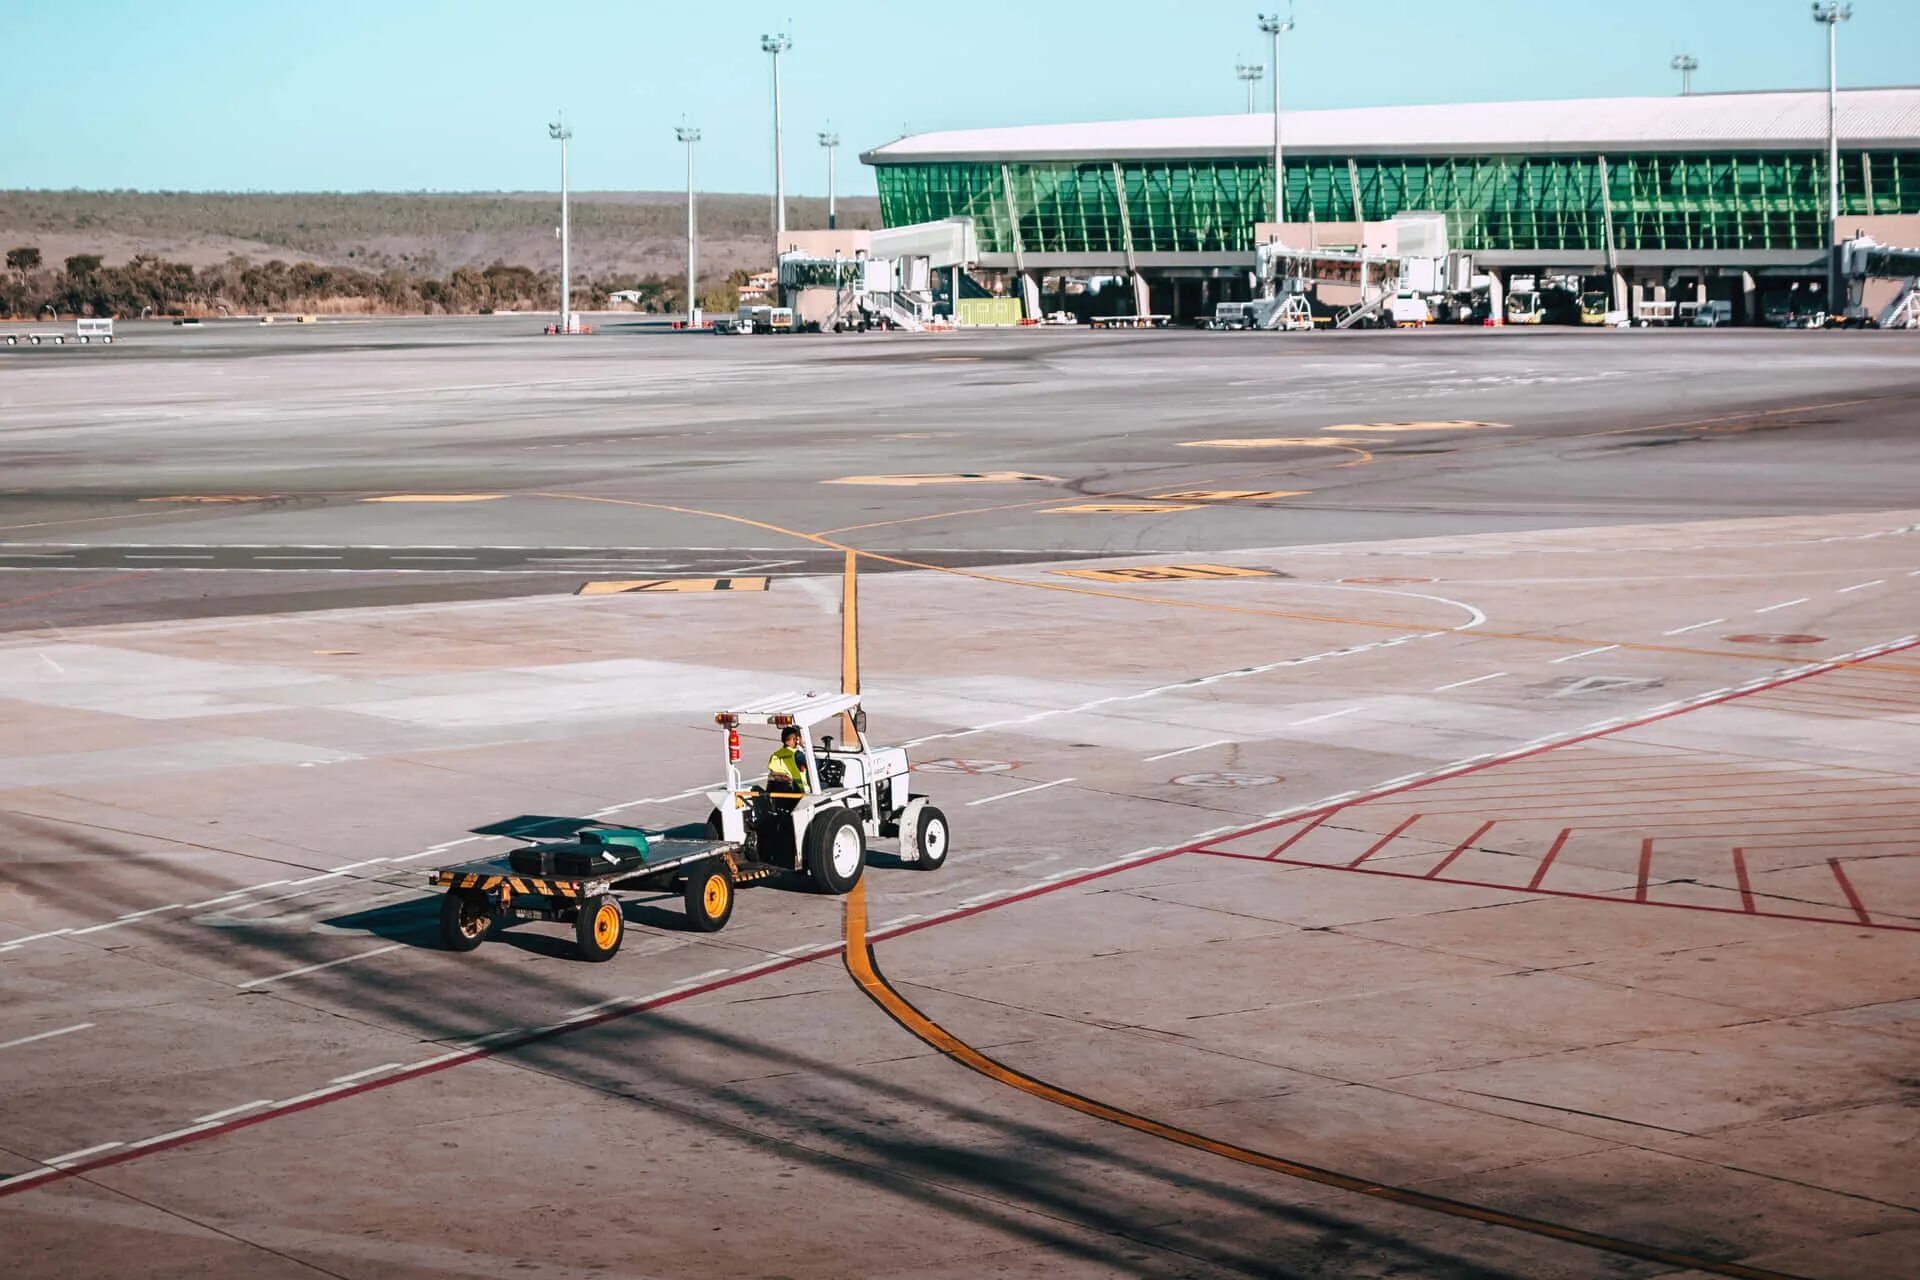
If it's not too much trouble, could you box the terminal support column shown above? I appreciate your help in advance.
[1598,155,1625,315]
[1110,161,1149,317]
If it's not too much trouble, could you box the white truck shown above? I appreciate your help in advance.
[3,317,113,346]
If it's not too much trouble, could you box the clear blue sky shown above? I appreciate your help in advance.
[5,0,1915,196]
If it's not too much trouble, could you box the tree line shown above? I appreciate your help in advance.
[2,246,751,318]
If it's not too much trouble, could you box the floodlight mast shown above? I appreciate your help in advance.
[1235,62,1265,115]
[762,31,792,266]
[1813,2,1852,309]
[819,129,840,229]
[547,117,572,335]
[1671,53,1698,95]
[676,125,701,326]
[1257,12,1294,231]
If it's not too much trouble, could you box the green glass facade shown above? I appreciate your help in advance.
[874,151,1920,255]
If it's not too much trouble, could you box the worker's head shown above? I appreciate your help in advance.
[781,726,802,748]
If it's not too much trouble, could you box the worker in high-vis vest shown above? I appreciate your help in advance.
[766,726,810,796]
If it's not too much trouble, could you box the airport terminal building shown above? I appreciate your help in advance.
[862,87,1920,322]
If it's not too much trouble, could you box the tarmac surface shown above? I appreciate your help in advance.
[2,317,1917,1278]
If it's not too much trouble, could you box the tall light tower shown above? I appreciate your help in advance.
[1671,53,1698,95]
[1257,12,1294,228]
[1813,2,1851,310]
[819,129,840,230]
[1235,62,1265,114]
[762,30,792,265]
[676,124,701,326]
[547,116,573,335]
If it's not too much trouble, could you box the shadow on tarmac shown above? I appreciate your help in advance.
[3,808,1565,1280]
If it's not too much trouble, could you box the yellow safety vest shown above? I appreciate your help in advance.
[767,746,809,792]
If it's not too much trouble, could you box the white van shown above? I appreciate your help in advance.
[1689,300,1732,328]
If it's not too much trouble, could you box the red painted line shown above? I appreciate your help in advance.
[1194,849,1919,934]
[1731,849,1757,914]
[1409,784,1919,820]
[1740,835,1920,851]
[1828,859,1872,924]
[1267,809,1333,858]
[11,633,1917,1199]
[1425,820,1495,879]
[1348,813,1423,868]
[1527,829,1574,891]
[1635,839,1655,903]
[1557,806,1920,831]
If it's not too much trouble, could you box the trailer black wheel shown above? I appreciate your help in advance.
[683,862,734,932]
[805,808,865,894]
[910,805,950,871]
[575,894,625,962]
[438,889,494,952]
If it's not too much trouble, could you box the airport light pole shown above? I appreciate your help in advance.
[763,31,792,266]
[1671,53,1698,95]
[677,124,701,326]
[1814,1,1851,311]
[819,129,840,230]
[1257,12,1294,227]
[547,117,572,336]
[1235,62,1264,114]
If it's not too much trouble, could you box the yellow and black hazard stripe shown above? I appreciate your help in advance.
[432,871,582,898]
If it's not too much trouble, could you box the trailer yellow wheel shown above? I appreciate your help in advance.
[575,894,625,962]
[438,889,494,952]
[683,863,734,933]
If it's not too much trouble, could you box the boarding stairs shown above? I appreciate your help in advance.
[1334,293,1391,329]
[869,291,929,332]
[1878,278,1920,330]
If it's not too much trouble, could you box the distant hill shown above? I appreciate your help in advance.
[0,190,880,282]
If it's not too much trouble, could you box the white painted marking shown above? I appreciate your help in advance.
[1662,617,1725,635]
[254,555,343,561]
[683,968,730,983]
[1755,597,1809,614]
[1290,706,1358,726]
[0,1023,94,1052]
[193,1099,274,1124]
[123,1121,221,1150]
[329,1062,402,1084]
[237,943,404,989]
[966,777,1075,806]
[125,553,215,561]
[45,1142,123,1167]
[0,929,73,948]
[1837,579,1884,593]
[1144,740,1229,762]
[115,903,180,920]
[1435,671,1506,691]
[873,914,923,931]
[1549,644,1620,664]
[957,891,1001,907]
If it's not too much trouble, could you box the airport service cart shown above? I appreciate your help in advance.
[431,828,772,961]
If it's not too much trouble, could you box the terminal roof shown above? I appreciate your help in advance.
[863,87,1920,163]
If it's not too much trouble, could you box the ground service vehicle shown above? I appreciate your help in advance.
[430,692,949,960]
[1390,292,1431,327]
[1578,293,1610,325]
[5,317,113,346]
[1505,291,1544,324]
[1691,300,1733,327]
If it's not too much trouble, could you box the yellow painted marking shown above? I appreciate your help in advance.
[1053,564,1275,583]
[1043,502,1202,515]
[841,883,1806,1280]
[824,472,1059,487]
[840,550,860,742]
[1150,489,1309,502]
[360,494,505,503]
[530,492,1906,670]
[574,577,770,595]
[138,495,278,504]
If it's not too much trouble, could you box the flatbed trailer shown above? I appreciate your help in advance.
[430,831,779,961]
